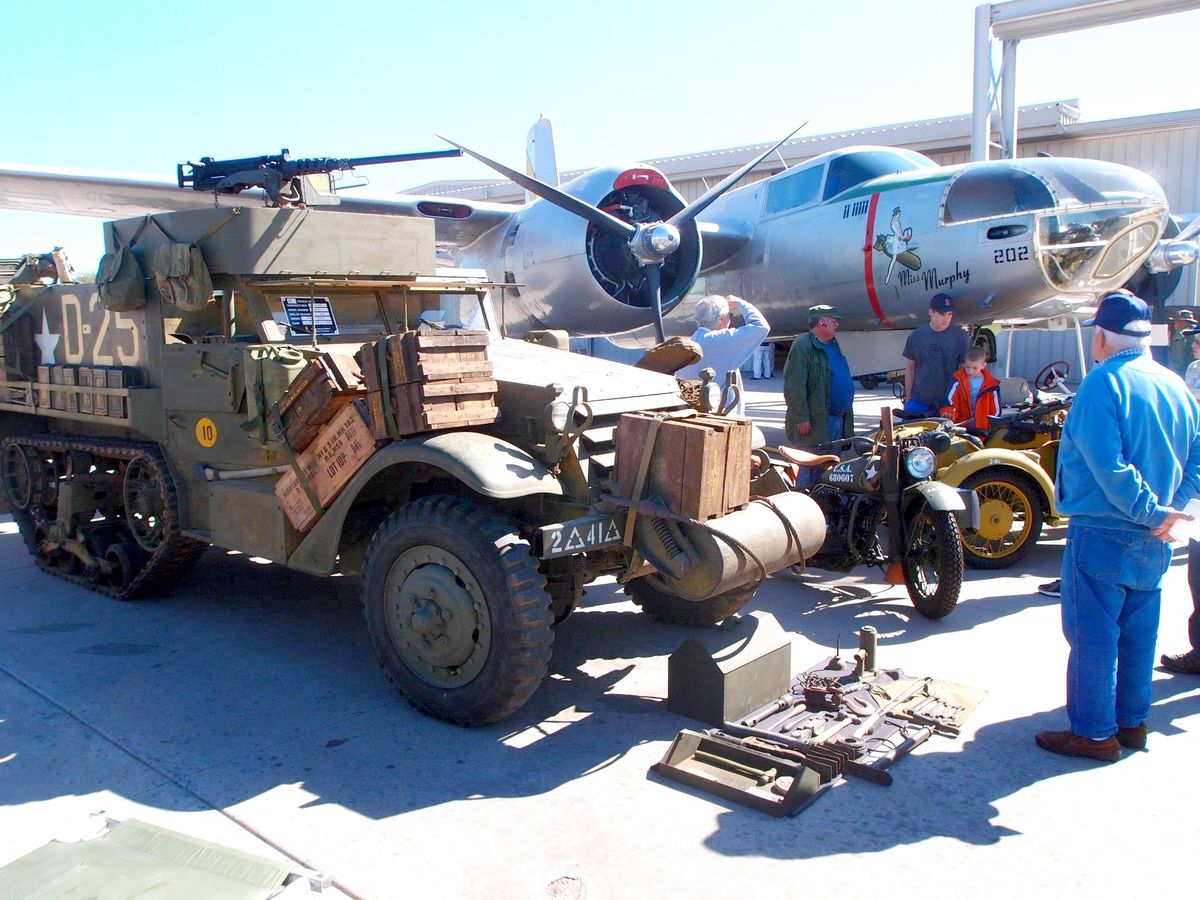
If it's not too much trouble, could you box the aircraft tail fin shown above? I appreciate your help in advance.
[525,115,559,202]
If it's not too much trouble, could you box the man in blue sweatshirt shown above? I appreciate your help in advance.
[1036,291,1200,762]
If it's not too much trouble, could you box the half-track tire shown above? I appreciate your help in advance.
[960,469,1045,570]
[625,577,757,628]
[903,508,963,620]
[361,495,553,726]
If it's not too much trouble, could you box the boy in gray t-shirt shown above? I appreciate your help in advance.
[903,293,971,414]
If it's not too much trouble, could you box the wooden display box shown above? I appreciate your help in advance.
[359,330,498,439]
[275,400,380,532]
[615,412,753,521]
[363,330,493,386]
[273,353,366,452]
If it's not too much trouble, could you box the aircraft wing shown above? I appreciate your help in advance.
[0,163,517,247]
[697,217,753,272]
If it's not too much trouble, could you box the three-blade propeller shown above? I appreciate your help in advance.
[438,123,806,342]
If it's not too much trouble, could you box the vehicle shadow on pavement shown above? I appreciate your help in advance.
[0,541,691,821]
[751,570,1061,650]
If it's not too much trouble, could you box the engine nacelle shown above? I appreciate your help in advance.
[459,164,701,337]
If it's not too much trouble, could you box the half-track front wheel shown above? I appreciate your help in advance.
[625,577,757,627]
[903,507,963,620]
[361,495,553,726]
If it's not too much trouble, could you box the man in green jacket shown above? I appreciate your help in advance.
[783,305,855,446]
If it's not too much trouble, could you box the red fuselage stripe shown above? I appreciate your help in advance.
[863,193,895,328]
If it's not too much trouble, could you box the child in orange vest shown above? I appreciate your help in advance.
[941,346,1001,430]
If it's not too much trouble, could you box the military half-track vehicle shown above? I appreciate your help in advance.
[0,207,825,725]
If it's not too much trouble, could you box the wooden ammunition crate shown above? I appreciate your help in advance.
[0,313,36,380]
[275,400,380,532]
[364,329,493,385]
[273,353,366,452]
[615,412,753,521]
[359,330,498,439]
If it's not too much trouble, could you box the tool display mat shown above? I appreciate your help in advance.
[654,653,985,816]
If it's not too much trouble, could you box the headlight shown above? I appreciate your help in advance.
[904,446,937,480]
[546,399,571,433]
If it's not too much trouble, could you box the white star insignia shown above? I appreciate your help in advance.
[35,311,60,366]
[865,463,878,481]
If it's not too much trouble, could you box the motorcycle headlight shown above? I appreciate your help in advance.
[904,446,937,480]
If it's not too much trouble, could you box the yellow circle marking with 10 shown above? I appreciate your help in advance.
[195,417,218,448]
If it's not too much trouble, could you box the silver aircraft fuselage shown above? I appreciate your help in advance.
[698,147,1168,333]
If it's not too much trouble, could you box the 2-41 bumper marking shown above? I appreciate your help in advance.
[539,513,623,559]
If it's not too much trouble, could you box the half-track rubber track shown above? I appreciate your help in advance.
[2,434,208,601]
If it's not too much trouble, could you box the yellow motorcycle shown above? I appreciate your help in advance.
[894,382,1070,569]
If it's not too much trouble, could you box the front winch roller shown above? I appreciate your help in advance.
[629,490,825,601]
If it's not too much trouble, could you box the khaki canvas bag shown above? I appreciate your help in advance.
[151,242,214,312]
[96,219,149,312]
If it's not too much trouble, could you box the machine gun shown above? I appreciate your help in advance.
[176,147,463,206]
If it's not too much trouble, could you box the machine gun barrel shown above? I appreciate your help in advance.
[176,147,464,195]
[289,149,464,174]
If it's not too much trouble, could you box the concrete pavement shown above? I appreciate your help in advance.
[1,383,1197,898]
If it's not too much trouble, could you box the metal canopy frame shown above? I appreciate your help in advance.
[971,0,1200,161]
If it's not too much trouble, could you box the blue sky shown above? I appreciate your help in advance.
[3,0,1198,270]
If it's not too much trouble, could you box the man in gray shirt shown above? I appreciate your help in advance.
[903,293,971,415]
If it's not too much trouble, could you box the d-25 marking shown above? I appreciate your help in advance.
[55,291,141,366]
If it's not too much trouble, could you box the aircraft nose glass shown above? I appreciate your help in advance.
[1036,206,1165,290]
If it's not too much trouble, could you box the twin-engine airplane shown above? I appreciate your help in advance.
[1,127,1196,341]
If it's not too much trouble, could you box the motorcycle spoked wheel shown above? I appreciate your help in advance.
[960,469,1045,569]
[902,506,963,620]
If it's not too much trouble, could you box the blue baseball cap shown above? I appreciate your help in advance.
[1083,291,1152,336]
[930,293,954,313]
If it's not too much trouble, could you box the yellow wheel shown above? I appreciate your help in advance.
[960,469,1045,569]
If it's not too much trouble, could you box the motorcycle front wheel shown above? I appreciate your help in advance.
[902,507,963,620]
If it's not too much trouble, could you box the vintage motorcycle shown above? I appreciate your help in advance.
[755,410,974,620]
[893,361,1073,569]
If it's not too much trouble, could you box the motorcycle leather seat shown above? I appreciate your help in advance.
[778,446,841,468]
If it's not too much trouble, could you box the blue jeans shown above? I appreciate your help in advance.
[1060,522,1172,738]
[903,399,937,416]
[828,414,846,441]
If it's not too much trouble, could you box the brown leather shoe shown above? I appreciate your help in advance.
[1160,650,1200,674]
[1035,730,1120,762]
[1117,724,1147,750]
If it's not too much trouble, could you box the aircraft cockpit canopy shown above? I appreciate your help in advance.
[821,148,937,201]
[942,168,1055,223]
[939,158,1168,293]
[941,158,1167,225]
[763,147,935,216]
